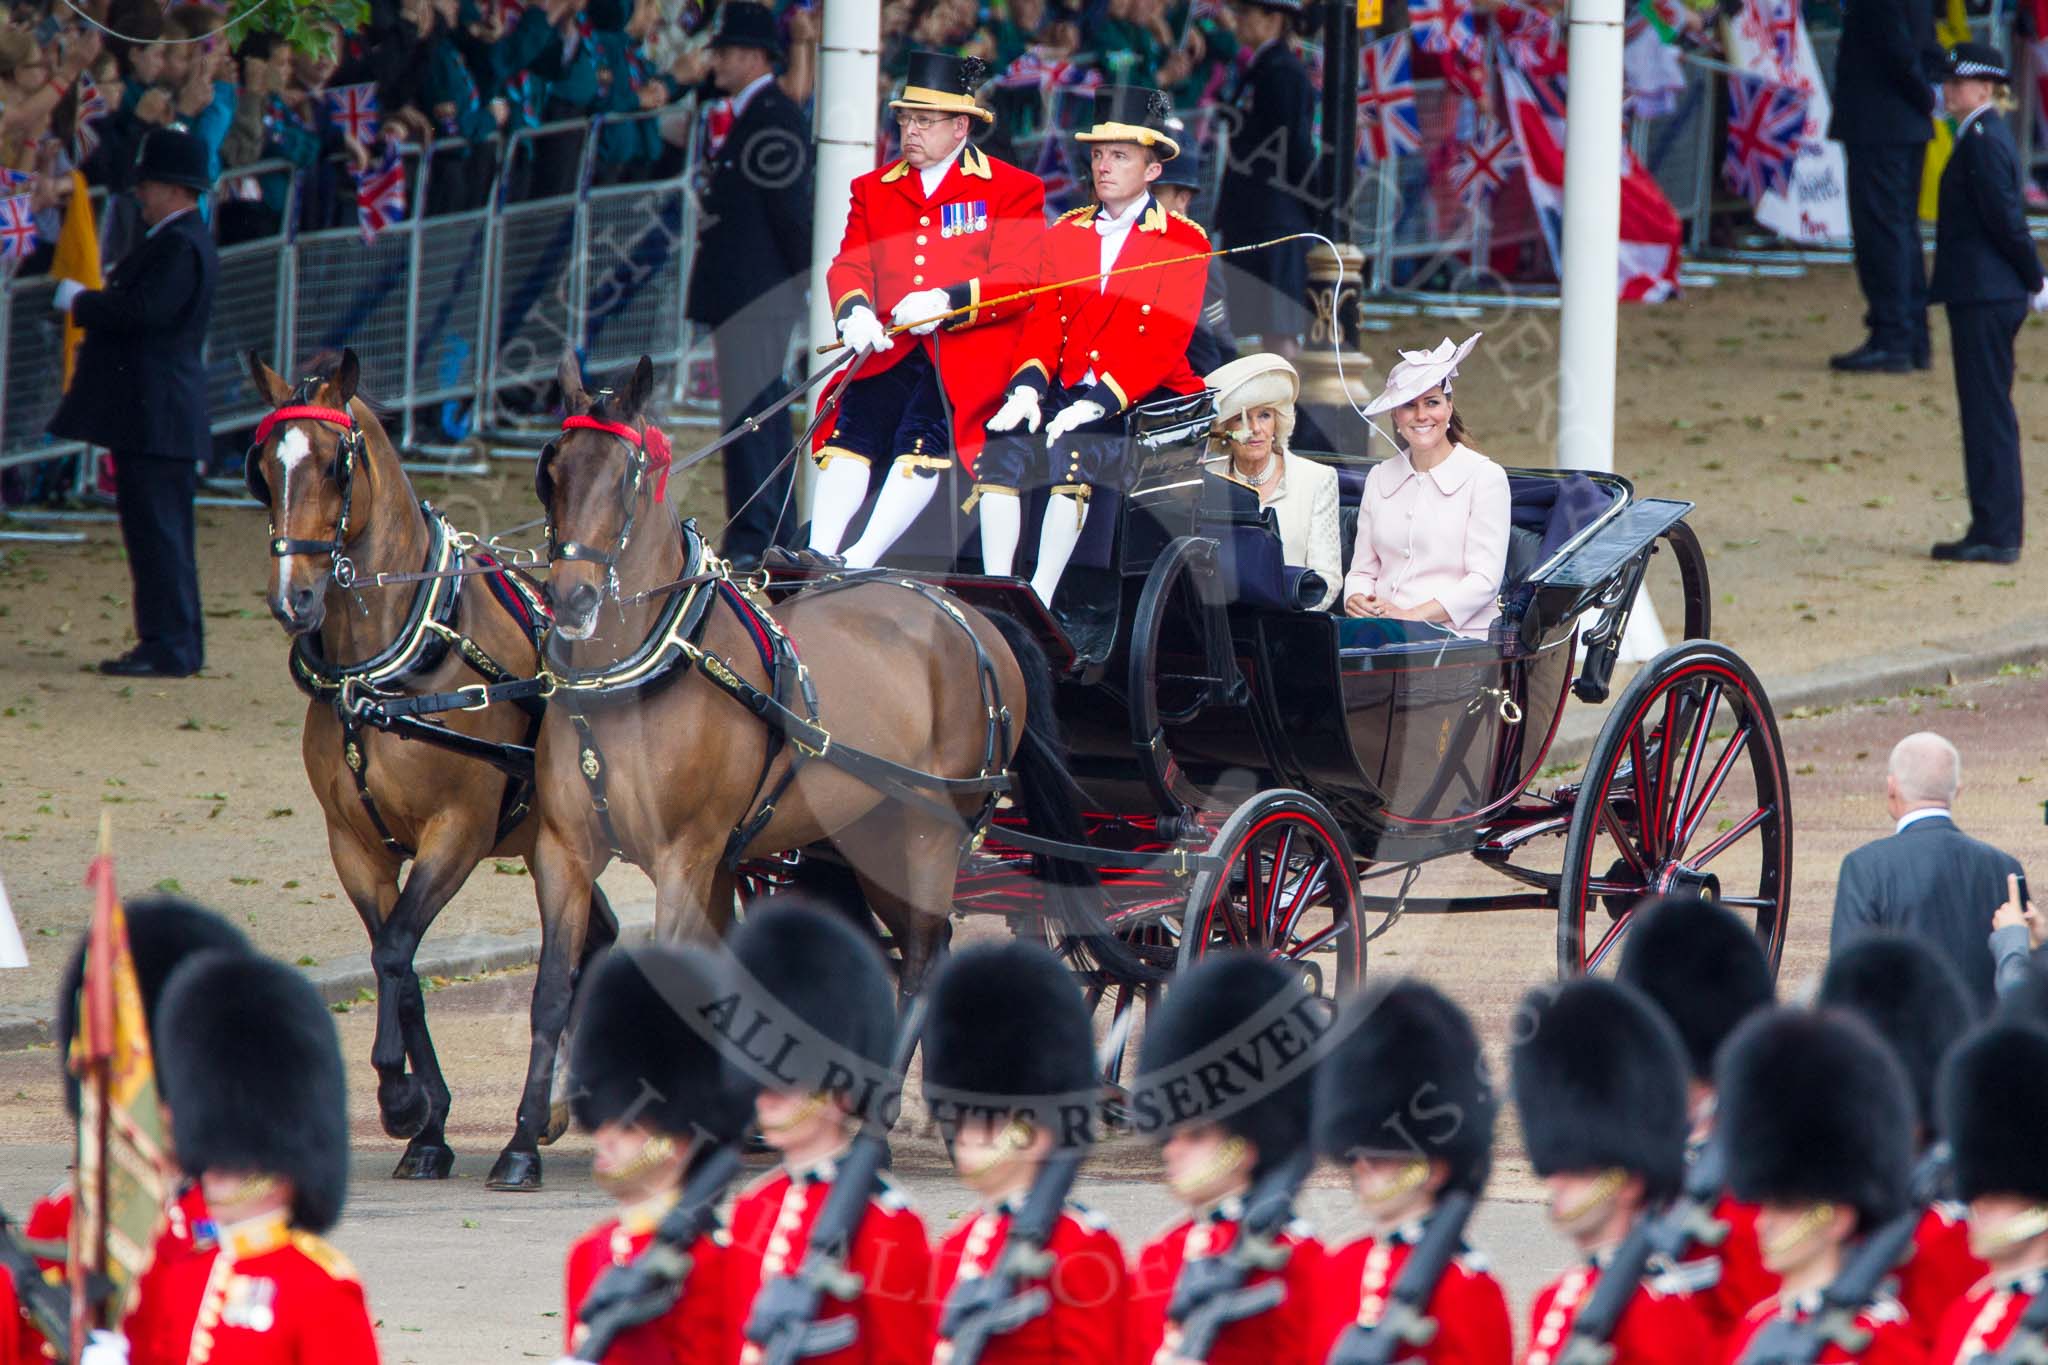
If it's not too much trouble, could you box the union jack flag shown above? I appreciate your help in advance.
[1762,0,1798,69]
[326,83,381,143]
[1410,0,1482,64]
[1500,0,1568,79]
[0,169,30,190]
[72,73,108,161]
[1722,71,1807,200]
[1356,33,1420,164]
[997,49,1097,92]
[353,142,407,243]
[0,194,37,263]
[1448,117,1519,202]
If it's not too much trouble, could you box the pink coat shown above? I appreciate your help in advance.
[1342,443,1511,636]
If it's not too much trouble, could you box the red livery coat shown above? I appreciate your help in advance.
[1307,1228,1513,1365]
[725,1164,932,1365]
[1930,1272,2044,1362]
[1719,1293,1927,1365]
[821,142,1045,474]
[565,1194,730,1365]
[1004,198,1207,417]
[121,1211,380,1365]
[1896,1206,1989,1351]
[1126,1212,1323,1365]
[1523,1261,1714,1365]
[927,1203,1126,1365]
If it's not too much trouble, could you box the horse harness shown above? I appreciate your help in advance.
[246,389,368,587]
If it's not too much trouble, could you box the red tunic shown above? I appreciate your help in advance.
[725,1162,932,1365]
[1003,198,1207,416]
[121,1210,380,1364]
[927,1203,1126,1365]
[1522,1261,1714,1365]
[1126,1211,1323,1365]
[820,142,1045,474]
[1670,1197,1779,1350]
[1929,1272,2044,1362]
[12,1182,216,1361]
[1896,1206,1989,1351]
[565,1193,730,1365]
[1307,1226,1513,1365]
[1719,1293,1926,1365]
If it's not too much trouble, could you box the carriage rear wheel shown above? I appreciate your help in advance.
[1179,790,1365,1001]
[1557,640,1791,977]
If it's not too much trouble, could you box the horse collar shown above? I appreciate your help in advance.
[289,508,463,697]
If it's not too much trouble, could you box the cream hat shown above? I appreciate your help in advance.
[1362,333,1482,416]
[1206,353,1299,426]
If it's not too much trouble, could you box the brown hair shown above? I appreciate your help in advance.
[0,31,39,82]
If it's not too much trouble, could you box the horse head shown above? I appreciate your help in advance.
[538,352,663,642]
[245,349,373,636]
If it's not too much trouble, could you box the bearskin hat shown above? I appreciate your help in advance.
[1509,977,1690,1202]
[725,899,897,1104]
[156,951,349,1232]
[55,894,253,1115]
[569,944,750,1145]
[922,941,1097,1141]
[1942,1022,2048,1202]
[1313,977,1495,1195]
[1616,898,1775,1082]
[1718,1007,1914,1232]
[1136,951,1316,1174]
[1816,934,1975,1134]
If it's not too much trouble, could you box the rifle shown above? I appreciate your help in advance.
[932,1145,1087,1365]
[570,1142,746,1362]
[1324,1191,1478,1365]
[1163,1146,1315,1363]
[0,1205,70,1358]
[742,997,928,1365]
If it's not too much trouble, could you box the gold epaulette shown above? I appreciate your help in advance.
[1057,205,1096,225]
[1169,210,1209,240]
[290,1230,361,1283]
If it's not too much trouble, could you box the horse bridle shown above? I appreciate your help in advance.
[536,403,673,601]
[247,382,367,586]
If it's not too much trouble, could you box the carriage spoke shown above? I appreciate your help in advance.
[1673,723,1752,858]
[1715,895,1779,911]
[1600,800,1654,883]
[1584,908,1637,972]
[1691,805,1771,868]
[1261,827,1295,937]
[1664,684,1721,854]
[1626,726,1656,863]
[1273,857,1331,948]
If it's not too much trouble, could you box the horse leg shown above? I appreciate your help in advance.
[368,842,478,1179]
[540,876,623,1146]
[840,807,960,1000]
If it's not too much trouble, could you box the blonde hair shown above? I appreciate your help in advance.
[1215,400,1296,457]
[0,32,39,82]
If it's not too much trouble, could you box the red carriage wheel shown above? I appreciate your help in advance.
[1178,789,1365,1001]
[1557,640,1792,977]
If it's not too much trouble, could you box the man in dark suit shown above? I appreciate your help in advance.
[1827,0,1938,373]
[685,2,813,569]
[1217,0,1314,357]
[50,128,218,679]
[1831,730,2027,1008]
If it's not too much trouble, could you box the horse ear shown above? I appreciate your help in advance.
[558,351,589,415]
[334,348,361,408]
[623,355,656,419]
[247,352,290,406]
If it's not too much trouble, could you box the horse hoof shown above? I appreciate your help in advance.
[392,1142,456,1180]
[539,1100,570,1147]
[485,1148,543,1192]
[377,1075,431,1141]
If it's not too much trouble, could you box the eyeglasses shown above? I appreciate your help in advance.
[895,111,955,129]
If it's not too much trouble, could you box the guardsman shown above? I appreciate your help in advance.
[1714,1008,1926,1365]
[1816,936,1985,1347]
[968,85,1207,605]
[723,903,931,1365]
[1126,952,1323,1365]
[102,951,379,1364]
[1929,1022,2048,1362]
[1616,899,1781,1345]
[1307,978,1513,1365]
[1511,977,1712,1365]
[794,51,1045,571]
[922,941,1125,1365]
[559,944,752,1365]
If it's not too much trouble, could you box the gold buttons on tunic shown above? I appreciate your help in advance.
[917,235,928,245]
[920,216,931,226]
[914,275,924,284]
[914,254,926,265]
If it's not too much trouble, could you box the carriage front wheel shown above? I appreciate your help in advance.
[1557,640,1792,978]
[1179,789,1366,1001]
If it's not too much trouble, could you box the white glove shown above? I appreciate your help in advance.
[53,278,84,312]
[1044,399,1107,444]
[891,287,952,336]
[2032,280,2048,314]
[837,305,893,355]
[987,387,1042,434]
[81,1331,130,1365]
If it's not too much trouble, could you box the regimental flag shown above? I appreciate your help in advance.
[72,72,108,162]
[0,195,37,264]
[1722,70,1807,201]
[353,140,407,243]
[1357,32,1421,164]
[326,82,381,143]
[1448,115,1519,203]
[52,170,100,388]
[1501,61,1683,302]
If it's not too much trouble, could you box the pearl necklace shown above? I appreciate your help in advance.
[1235,456,1279,488]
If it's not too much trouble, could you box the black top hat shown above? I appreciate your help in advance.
[1815,934,1975,1136]
[922,941,1098,1141]
[1075,85,1180,159]
[709,3,784,56]
[891,50,993,124]
[725,898,898,1107]
[134,127,213,192]
[1942,1021,2048,1203]
[1944,41,2012,82]
[1616,899,1775,1083]
[1154,129,1201,189]
[570,944,752,1144]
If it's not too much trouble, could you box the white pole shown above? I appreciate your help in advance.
[1556,0,1667,659]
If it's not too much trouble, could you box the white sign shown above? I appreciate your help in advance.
[0,873,25,969]
[1726,0,1852,243]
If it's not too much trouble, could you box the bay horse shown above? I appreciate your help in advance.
[245,349,618,1190]
[517,354,1103,1170]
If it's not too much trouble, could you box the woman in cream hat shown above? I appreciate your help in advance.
[1203,353,1342,610]
[1345,334,1510,639]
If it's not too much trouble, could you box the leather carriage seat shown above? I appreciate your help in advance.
[1329,464,1610,600]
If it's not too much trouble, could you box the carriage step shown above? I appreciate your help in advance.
[1543,498,1694,592]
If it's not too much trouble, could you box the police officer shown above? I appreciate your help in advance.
[1216,0,1314,357]
[686,2,813,570]
[50,127,218,679]
[1926,42,2047,563]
